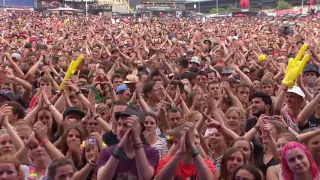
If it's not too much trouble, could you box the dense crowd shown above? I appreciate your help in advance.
[0,11,320,180]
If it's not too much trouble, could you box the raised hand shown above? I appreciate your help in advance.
[183,122,196,149]
[204,114,221,129]
[178,132,187,154]
[33,122,48,142]
[26,132,38,149]
[42,89,51,106]
[127,115,142,142]
[260,123,271,137]
[118,129,131,148]
[282,44,309,88]
[89,144,99,163]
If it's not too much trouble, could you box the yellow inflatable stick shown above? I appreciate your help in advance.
[258,54,266,61]
[71,55,84,75]
[60,61,75,90]
[64,19,69,25]
[60,55,84,90]
[282,44,309,88]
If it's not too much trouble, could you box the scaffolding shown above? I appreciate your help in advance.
[97,0,133,13]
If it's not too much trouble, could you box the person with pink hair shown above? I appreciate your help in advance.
[281,142,319,180]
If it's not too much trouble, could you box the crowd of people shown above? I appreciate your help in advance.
[0,10,320,180]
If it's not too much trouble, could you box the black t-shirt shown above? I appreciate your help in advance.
[245,117,257,132]
[253,143,279,176]
[102,131,119,146]
[298,114,320,131]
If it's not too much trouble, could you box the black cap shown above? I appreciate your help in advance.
[0,91,15,101]
[63,107,85,119]
[115,106,146,131]
[303,64,319,76]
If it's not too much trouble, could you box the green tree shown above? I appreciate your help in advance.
[277,0,292,10]
[209,8,224,14]
[226,5,235,13]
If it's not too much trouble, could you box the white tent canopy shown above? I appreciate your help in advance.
[46,7,83,12]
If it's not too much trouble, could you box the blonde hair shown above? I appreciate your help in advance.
[0,155,24,180]
[186,110,203,123]
[226,107,246,124]
[15,121,32,134]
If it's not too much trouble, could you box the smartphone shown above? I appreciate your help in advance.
[86,138,96,146]
[267,116,276,120]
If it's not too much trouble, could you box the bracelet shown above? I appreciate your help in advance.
[191,148,199,158]
[24,142,32,149]
[112,151,120,159]
[113,146,128,161]
[133,142,143,149]
[40,138,49,146]
[88,160,97,166]
[75,91,82,95]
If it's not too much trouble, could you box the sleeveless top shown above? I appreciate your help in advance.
[276,164,284,180]
[284,112,300,133]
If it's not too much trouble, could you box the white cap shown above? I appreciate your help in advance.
[11,53,21,61]
[287,86,305,98]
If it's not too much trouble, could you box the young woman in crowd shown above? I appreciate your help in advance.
[143,112,167,158]
[0,155,24,180]
[232,164,263,180]
[231,137,254,163]
[217,147,247,180]
[266,132,299,180]
[281,142,319,180]
[56,124,87,170]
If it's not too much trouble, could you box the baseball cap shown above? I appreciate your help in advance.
[63,107,85,119]
[186,49,194,54]
[115,106,146,131]
[222,66,233,74]
[0,91,15,101]
[190,56,200,65]
[124,74,139,84]
[29,36,38,43]
[11,53,21,61]
[203,39,212,44]
[287,86,305,98]
[303,64,319,76]
[215,62,226,67]
[116,84,129,94]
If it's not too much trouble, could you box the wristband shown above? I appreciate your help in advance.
[191,148,199,158]
[113,146,128,161]
[40,138,49,146]
[112,151,120,159]
[133,142,143,149]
